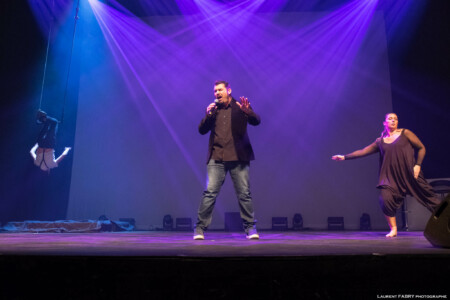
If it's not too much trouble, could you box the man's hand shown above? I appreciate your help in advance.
[237,96,251,114]
[413,165,421,179]
[206,103,217,115]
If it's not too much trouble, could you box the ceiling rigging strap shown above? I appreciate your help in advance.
[38,0,55,111]
[60,0,81,124]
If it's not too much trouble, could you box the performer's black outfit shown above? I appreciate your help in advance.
[344,129,440,216]
[37,116,58,149]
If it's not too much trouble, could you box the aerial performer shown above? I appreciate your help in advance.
[30,110,71,172]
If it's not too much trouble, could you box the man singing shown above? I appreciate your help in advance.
[194,80,261,240]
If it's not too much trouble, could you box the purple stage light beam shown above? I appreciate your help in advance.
[88,0,204,185]
[28,0,73,38]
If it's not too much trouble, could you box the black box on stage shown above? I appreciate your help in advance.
[175,218,192,231]
[328,217,344,230]
[224,212,243,231]
[293,213,303,230]
[424,194,450,248]
[359,213,371,230]
[163,215,173,231]
[272,217,288,230]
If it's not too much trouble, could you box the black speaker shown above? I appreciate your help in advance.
[272,217,288,230]
[163,215,173,231]
[293,213,303,230]
[359,213,371,230]
[175,218,192,231]
[424,194,450,248]
[328,217,344,230]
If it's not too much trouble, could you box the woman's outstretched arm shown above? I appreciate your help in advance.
[332,140,379,161]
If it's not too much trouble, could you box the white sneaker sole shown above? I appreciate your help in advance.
[246,234,259,240]
[193,235,204,240]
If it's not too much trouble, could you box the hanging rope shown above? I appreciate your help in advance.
[37,0,81,123]
[60,0,81,124]
[38,0,55,111]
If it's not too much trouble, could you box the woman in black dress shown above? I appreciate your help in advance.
[332,113,440,237]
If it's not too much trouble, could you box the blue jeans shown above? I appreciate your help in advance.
[196,160,257,233]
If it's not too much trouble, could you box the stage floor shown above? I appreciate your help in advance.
[1,231,449,299]
[1,230,449,256]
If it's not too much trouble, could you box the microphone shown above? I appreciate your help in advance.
[209,99,220,115]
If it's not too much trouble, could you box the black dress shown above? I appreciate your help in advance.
[344,129,440,216]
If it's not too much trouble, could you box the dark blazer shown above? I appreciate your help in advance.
[198,98,261,163]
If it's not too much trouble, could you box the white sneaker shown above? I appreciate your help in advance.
[246,228,259,240]
[193,227,204,240]
[193,234,204,240]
